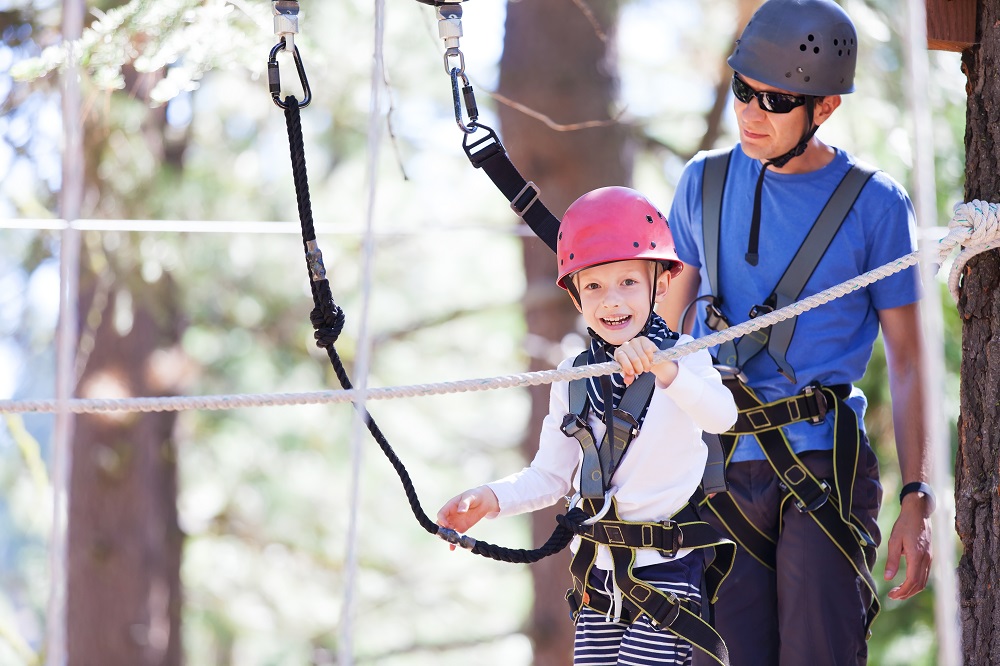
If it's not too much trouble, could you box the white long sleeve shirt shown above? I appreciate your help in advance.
[488,335,738,570]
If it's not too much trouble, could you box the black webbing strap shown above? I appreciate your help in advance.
[700,151,878,381]
[727,383,850,435]
[463,122,561,252]
[567,499,734,665]
[703,378,878,631]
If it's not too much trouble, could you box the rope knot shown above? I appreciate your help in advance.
[311,303,346,349]
[558,507,591,535]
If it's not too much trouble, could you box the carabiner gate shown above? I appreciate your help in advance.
[268,38,312,110]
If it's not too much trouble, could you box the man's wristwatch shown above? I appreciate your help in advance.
[899,481,936,513]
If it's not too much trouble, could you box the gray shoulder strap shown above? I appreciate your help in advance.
[567,351,590,417]
[739,162,879,382]
[701,149,734,297]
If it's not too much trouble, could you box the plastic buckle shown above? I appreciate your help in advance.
[793,480,831,513]
[802,384,828,424]
[748,303,773,319]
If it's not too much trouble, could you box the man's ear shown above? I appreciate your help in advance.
[813,95,841,126]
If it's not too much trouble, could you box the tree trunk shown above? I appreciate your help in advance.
[957,1,1000,662]
[65,59,185,665]
[498,2,628,664]
[67,264,184,666]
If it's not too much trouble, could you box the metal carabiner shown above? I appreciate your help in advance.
[450,67,477,134]
[567,487,619,526]
[268,38,312,110]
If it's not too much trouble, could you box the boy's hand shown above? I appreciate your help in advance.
[436,486,499,550]
[614,337,678,387]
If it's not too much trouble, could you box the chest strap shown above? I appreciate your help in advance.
[701,150,878,382]
[561,337,677,499]
[702,378,880,633]
[566,498,735,665]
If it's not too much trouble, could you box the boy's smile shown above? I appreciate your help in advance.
[573,259,669,347]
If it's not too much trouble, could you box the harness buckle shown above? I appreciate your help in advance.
[704,300,730,331]
[560,413,589,438]
[657,520,683,559]
[793,480,832,513]
[748,303,774,319]
[801,384,828,424]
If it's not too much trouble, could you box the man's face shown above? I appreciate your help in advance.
[732,73,811,162]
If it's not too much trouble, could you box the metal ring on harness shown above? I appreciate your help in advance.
[713,364,748,385]
[567,487,619,526]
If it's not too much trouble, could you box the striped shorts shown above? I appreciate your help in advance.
[573,555,704,666]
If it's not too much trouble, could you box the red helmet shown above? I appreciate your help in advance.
[556,186,683,290]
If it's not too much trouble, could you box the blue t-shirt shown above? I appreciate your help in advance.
[669,145,920,461]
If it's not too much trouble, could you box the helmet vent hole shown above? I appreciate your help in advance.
[808,34,815,41]
[633,242,640,248]
[569,253,575,260]
[558,231,563,240]
[838,49,843,56]
[650,242,657,249]
[813,47,820,54]
[834,39,839,46]
[800,44,807,51]
[646,215,654,223]
[785,72,792,78]
[804,75,811,82]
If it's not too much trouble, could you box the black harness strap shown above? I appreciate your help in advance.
[463,123,561,252]
[701,150,878,381]
[704,378,879,631]
[566,499,735,665]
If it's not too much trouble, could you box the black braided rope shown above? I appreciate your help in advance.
[281,95,586,563]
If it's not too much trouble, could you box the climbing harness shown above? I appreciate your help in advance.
[559,341,737,665]
[695,146,882,631]
[269,1,592,565]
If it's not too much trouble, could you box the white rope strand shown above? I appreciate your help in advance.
[1,216,996,417]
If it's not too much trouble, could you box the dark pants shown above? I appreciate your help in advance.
[694,444,882,666]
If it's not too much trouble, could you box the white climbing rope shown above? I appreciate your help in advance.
[0,211,996,418]
[947,200,1000,303]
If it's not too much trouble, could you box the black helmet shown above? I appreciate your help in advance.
[729,0,857,96]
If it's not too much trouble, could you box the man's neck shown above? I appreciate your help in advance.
[764,139,836,175]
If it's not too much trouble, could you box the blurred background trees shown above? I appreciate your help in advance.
[0,0,969,664]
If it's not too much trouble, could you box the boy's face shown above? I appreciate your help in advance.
[572,259,669,346]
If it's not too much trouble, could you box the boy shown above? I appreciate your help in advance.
[437,186,738,665]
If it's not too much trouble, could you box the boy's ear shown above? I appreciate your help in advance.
[653,271,671,304]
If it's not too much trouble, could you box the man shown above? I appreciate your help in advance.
[659,1,934,664]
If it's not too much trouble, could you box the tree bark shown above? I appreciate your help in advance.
[65,60,185,665]
[498,2,628,664]
[957,1,1000,662]
[67,264,184,666]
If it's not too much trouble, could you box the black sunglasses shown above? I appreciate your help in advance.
[731,74,806,114]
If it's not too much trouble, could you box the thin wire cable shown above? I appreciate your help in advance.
[339,1,386,663]
[47,1,85,663]
[903,1,962,662]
